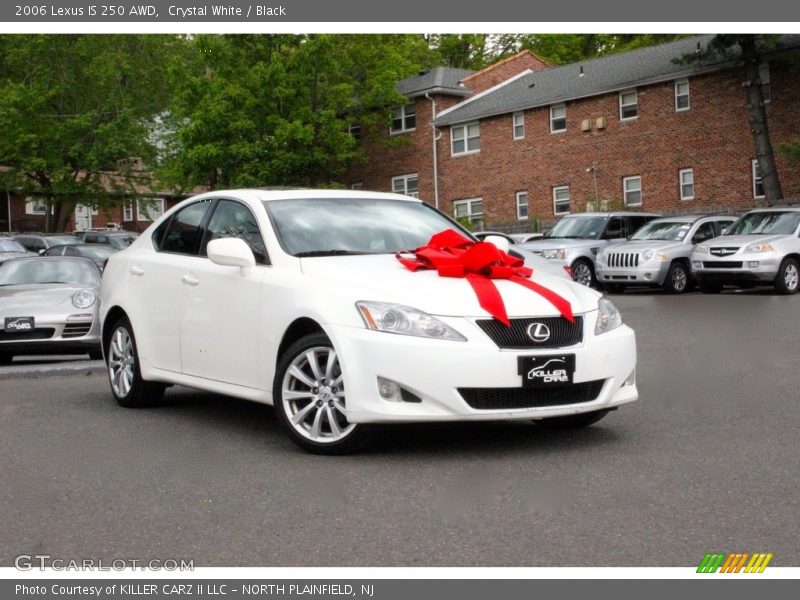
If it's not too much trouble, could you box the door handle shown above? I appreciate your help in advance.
[130,265,144,276]
[182,274,200,287]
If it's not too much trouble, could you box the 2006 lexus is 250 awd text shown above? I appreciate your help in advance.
[100,189,637,454]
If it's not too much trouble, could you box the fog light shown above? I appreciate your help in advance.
[378,377,400,400]
[624,369,636,387]
[643,272,652,280]
[693,261,702,268]
[747,261,760,268]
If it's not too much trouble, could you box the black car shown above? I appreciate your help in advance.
[13,233,82,254]
[43,243,117,271]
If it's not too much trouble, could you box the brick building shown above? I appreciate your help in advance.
[346,35,800,230]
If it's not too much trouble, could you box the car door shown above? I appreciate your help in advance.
[179,199,267,388]
[129,199,213,373]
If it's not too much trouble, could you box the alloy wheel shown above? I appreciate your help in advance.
[572,263,592,286]
[281,346,355,444]
[672,266,688,291]
[108,327,135,397]
[785,263,799,291]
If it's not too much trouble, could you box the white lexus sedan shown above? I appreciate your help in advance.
[100,189,637,454]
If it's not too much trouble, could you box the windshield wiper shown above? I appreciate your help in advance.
[294,250,370,257]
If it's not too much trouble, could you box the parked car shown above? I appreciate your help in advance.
[81,230,138,249]
[691,207,800,294]
[510,233,545,243]
[100,189,638,454]
[43,243,117,271]
[0,238,34,264]
[13,233,82,254]
[596,215,736,293]
[0,256,102,364]
[518,212,661,287]
[510,246,572,280]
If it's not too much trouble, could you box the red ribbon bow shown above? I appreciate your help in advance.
[396,229,574,327]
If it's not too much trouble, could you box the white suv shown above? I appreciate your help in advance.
[691,207,800,294]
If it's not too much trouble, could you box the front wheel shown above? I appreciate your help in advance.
[106,317,165,408]
[535,409,612,430]
[775,258,800,295]
[274,332,371,454]
[664,262,692,294]
[571,259,596,288]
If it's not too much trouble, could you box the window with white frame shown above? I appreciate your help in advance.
[516,191,529,220]
[453,198,483,224]
[623,176,642,207]
[752,159,765,198]
[391,174,419,198]
[550,103,566,132]
[512,112,525,139]
[24,197,48,215]
[679,168,694,201]
[759,62,771,103]
[390,104,415,134]
[348,122,362,141]
[552,186,570,215]
[123,202,133,221]
[136,198,165,222]
[350,182,364,190]
[619,89,638,120]
[675,79,690,111]
[451,122,480,155]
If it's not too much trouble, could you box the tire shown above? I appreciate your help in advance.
[774,258,800,295]
[273,332,371,455]
[699,280,723,294]
[571,258,596,288]
[604,283,625,294]
[535,409,612,430]
[0,352,13,366]
[106,317,165,408]
[664,262,691,294]
[88,349,103,361]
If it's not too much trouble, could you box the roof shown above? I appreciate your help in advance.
[435,35,800,126]
[564,211,661,217]
[187,188,423,204]
[460,50,550,85]
[396,67,474,98]
[648,214,736,223]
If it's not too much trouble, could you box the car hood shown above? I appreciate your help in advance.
[300,254,599,318]
[518,238,601,251]
[605,240,684,253]
[0,284,96,313]
[705,234,785,247]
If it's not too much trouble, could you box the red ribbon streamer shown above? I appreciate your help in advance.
[396,229,574,327]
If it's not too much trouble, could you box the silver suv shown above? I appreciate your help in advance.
[691,207,800,294]
[595,215,736,293]
[518,212,660,287]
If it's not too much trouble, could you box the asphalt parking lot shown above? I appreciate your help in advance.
[1,290,799,567]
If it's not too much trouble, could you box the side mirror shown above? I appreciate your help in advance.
[38,249,46,255]
[692,234,707,244]
[207,238,256,275]
[721,228,729,235]
[482,235,511,253]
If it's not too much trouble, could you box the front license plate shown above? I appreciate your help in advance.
[518,354,575,388]
[4,316,35,331]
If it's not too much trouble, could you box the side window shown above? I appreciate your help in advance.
[16,238,34,252]
[628,216,649,236]
[692,222,716,243]
[714,220,733,236]
[45,246,62,256]
[160,200,212,255]
[203,200,268,265]
[603,217,627,239]
[65,246,80,256]
[84,234,96,243]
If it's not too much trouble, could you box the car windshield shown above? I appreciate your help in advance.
[47,236,81,245]
[79,245,116,260]
[0,239,27,253]
[107,235,136,249]
[725,211,800,236]
[265,197,471,256]
[544,216,608,239]
[630,221,691,241]
[0,258,100,286]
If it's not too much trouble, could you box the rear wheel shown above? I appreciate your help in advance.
[775,258,800,295]
[664,262,691,294]
[106,317,165,408]
[535,409,611,430]
[274,332,371,454]
[571,259,596,288]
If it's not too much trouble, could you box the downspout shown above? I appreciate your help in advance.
[424,93,440,210]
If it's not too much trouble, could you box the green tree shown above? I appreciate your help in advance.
[0,35,178,231]
[517,34,684,65]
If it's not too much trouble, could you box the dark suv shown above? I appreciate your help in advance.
[13,233,81,254]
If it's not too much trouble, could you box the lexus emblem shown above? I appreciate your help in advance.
[527,322,551,343]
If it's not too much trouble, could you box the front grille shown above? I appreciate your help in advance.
[459,380,605,410]
[0,328,56,341]
[710,247,740,257]
[703,261,743,269]
[476,316,583,349]
[62,321,92,338]
[606,252,640,268]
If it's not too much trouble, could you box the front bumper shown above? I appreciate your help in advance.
[0,313,100,354]
[691,253,780,284]
[596,261,670,286]
[325,314,638,424]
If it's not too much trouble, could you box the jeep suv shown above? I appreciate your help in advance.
[518,212,660,287]
[691,207,800,294]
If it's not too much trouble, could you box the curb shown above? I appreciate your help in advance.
[0,361,106,380]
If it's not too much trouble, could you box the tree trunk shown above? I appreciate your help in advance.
[741,36,783,206]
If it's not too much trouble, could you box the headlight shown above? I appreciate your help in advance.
[357,301,466,341]
[744,242,774,253]
[71,289,97,309]
[597,249,608,262]
[542,248,566,260]
[694,244,709,254]
[642,249,654,260]
[594,297,623,335]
